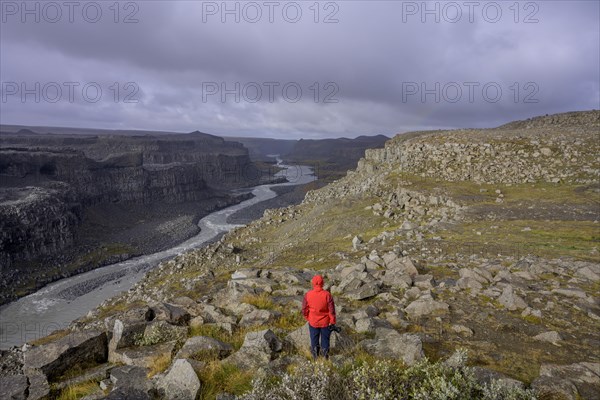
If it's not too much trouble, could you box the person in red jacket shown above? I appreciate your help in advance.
[302,275,337,359]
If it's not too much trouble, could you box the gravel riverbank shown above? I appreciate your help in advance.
[226,182,322,224]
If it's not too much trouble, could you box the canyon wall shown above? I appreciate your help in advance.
[0,130,260,301]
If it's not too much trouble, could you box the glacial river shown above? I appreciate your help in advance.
[0,161,314,349]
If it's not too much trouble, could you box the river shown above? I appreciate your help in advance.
[0,160,314,349]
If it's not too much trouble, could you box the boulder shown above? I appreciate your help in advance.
[382,251,400,266]
[552,288,588,299]
[112,341,176,368]
[121,306,156,323]
[108,365,152,400]
[533,331,562,345]
[456,277,483,292]
[360,328,423,366]
[157,359,201,400]
[231,269,261,280]
[459,268,489,284]
[286,323,352,353]
[346,282,381,300]
[451,324,474,337]
[199,305,236,325]
[352,236,363,250]
[24,330,108,382]
[176,336,233,360]
[109,319,148,360]
[152,303,191,326]
[0,375,28,400]
[225,329,282,369]
[239,309,281,327]
[355,317,377,334]
[471,367,525,390]
[339,263,367,279]
[241,329,282,354]
[405,298,449,319]
[140,321,187,345]
[413,274,434,290]
[24,369,49,400]
[575,266,600,282]
[498,285,528,310]
[381,270,412,289]
[532,362,600,400]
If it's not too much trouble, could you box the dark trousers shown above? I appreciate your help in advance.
[309,324,331,358]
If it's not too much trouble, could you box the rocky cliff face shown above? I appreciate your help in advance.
[283,134,389,181]
[0,184,80,270]
[0,131,263,302]
[357,110,599,185]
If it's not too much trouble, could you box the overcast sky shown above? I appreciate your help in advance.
[1,0,598,139]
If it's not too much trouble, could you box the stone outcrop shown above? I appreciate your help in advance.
[532,362,600,400]
[360,328,424,366]
[226,329,283,370]
[157,359,201,400]
[356,110,599,185]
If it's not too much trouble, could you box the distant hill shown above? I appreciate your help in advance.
[225,137,297,161]
[284,134,389,181]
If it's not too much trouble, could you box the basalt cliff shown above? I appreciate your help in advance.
[0,130,272,304]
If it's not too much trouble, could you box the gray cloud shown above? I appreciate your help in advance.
[1,0,598,139]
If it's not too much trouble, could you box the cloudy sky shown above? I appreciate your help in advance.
[1,0,598,139]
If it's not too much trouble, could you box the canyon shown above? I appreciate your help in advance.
[0,130,267,304]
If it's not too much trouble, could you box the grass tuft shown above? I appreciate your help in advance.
[198,361,254,400]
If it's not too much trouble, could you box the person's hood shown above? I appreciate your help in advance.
[312,275,324,290]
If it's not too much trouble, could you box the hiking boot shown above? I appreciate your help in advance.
[311,346,320,360]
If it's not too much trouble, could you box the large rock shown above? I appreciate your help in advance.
[286,323,352,352]
[360,328,423,366]
[152,303,191,326]
[532,362,600,400]
[355,317,377,334]
[157,359,201,400]
[352,236,363,250]
[381,269,412,289]
[575,266,600,282]
[471,367,525,390]
[23,330,108,383]
[533,331,563,345]
[225,329,282,369]
[108,319,148,360]
[459,268,489,284]
[231,269,261,280]
[346,282,381,300]
[176,336,233,360]
[498,285,528,310]
[456,277,483,291]
[23,369,49,400]
[241,329,282,354]
[107,365,152,400]
[112,341,176,368]
[198,305,237,325]
[141,321,187,345]
[239,309,281,327]
[109,320,185,363]
[386,256,419,277]
[405,298,449,319]
[0,375,28,400]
